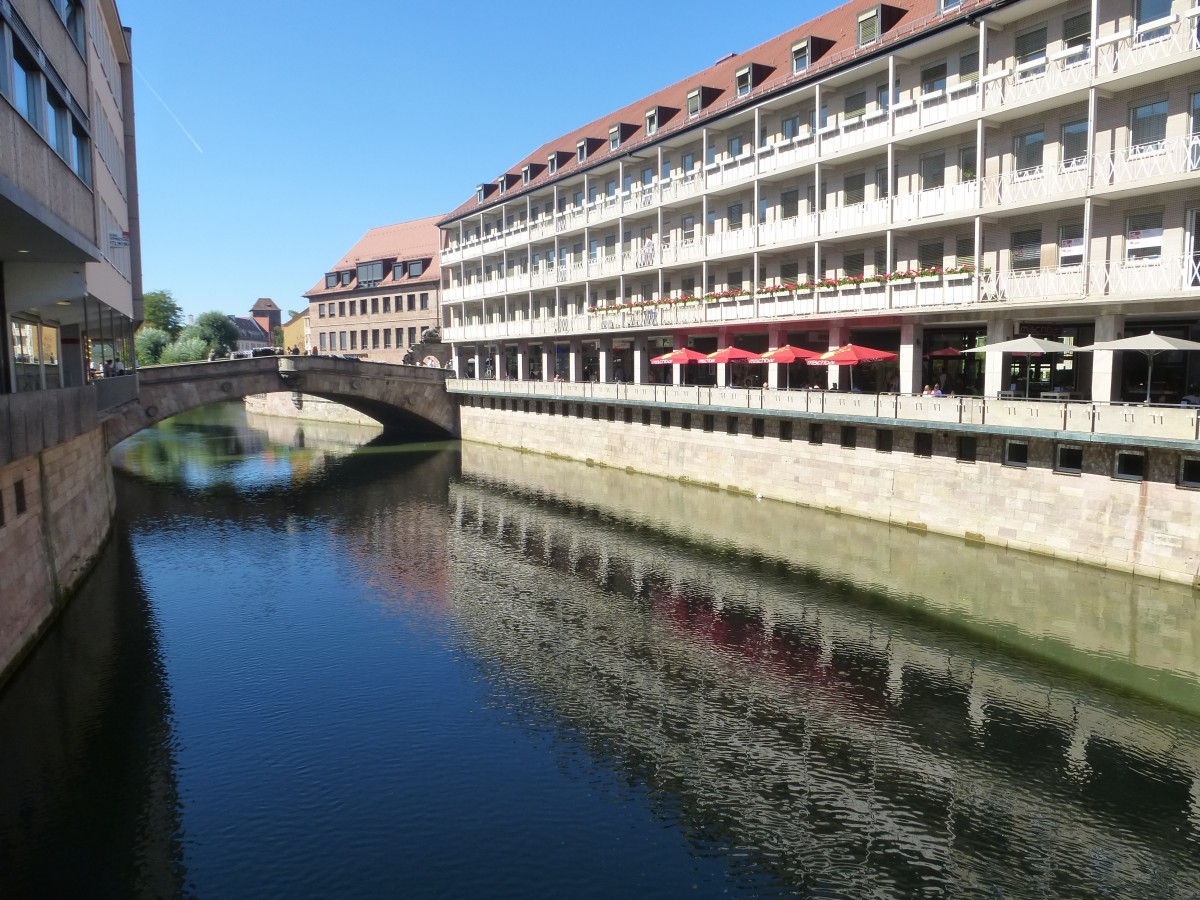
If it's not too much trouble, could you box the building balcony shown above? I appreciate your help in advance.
[822,197,890,232]
[705,150,757,190]
[757,132,818,176]
[586,194,622,226]
[705,226,756,257]
[1096,11,1200,83]
[660,236,704,265]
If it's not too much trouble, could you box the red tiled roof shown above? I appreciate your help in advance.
[440,0,988,224]
[304,215,444,299]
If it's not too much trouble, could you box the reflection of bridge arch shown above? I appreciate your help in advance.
[103,357,458,447]
[447,478,1200,895]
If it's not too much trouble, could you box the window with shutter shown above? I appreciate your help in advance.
[1126,210,1163,261]
[959,51,979,84]
[1130,100,1168,155]
[920,153,946,190]
[844,173,866,205]
[857,11,878,46]
[1011,228,1043,270]
[792,42,809,74]
[844,91,867,118]
[844,252,865,278]
[958,146,977,181]
[735,67,751,97]
[921,63,947,94]
[1063,12,1090,50]
[875,167,889,198]
[918,240,944,270]
[873,248,888,273]
[956,235,975,268]
[781,263,799,282]
[781,190,799,219]
[1014,129,1045,175]
[1058,223,1084,266]
[1015,27,1048,74]
[1135,0,1172,41]
[1061,120,1088,169]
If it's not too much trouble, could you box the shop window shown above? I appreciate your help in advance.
[780,421,793,442]
[841,426,857,449]
[682,412,693,430]
[876,429,893,453]
[623,407,633,424]
[660,410,671,427]
[576,404,584,419]
[641,409,651,426]
[809,423,824,445]
[1114,450,1145,481]
[606,406,615,421]
[914,432,933,457]
[1004,440,1029,467]
[548,403,556,417]
[591,405,600,420]
[1055,444,1083,473]
[727,416,739,436]
[957,436,977,462]
[703,414,715,432]
[752,418,765,438]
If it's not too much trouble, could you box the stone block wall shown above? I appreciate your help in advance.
[457,397,1200,587]
[0,426,115,683]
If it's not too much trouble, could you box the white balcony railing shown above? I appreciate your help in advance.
[706,151,757,189]
[819,197,889,233]
[661,170,703,203]
[1094,135,1200,187]
[660,236,704,265]
[705,226,756,256]
[1096,14,1200,75]
[757,133,817,176]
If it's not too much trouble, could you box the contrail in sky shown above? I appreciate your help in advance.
[134,66,204,154]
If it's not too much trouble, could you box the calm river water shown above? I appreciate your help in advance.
[2,401,1199,898]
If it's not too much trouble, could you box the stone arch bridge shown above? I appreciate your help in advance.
[103,356,459,448]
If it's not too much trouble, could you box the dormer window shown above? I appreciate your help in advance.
[548,154,558,174]
[577,140,588,162]
[476,185,485,202]
[392,262,405,280]
[645,107,658,135]
[522,165,531,185]
[340,271,352,286]
[735,67,751,97]
[609,126,621,150]
[497,177,507,195]
[325,273,338,289]
[409,260,424,278]
[687,89,701,117]
[791,40,809,74]
[857,8,879,46]
[357,260,385,287]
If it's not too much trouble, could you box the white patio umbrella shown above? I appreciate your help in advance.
[1073,331,1200,403]
[962,335,1074,398]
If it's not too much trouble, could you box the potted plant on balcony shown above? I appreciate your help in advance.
[916,266,944,283]
[888,269,919,285]
[943,264,975,281]
[816,277,840,292]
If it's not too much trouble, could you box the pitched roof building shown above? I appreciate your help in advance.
[438,0,1200,402]
[305,217,444,361]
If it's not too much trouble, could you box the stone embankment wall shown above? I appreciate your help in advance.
[0,389,116,685]
[457,400,1200,588]
[243,392,380,426]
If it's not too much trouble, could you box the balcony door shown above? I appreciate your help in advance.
[1188,209,1200,288]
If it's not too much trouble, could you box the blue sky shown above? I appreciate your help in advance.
[120,1,810,323]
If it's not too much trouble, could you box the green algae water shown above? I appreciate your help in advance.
[1,400,1198,898]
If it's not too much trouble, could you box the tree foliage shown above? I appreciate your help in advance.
[192,311,241,355]
[158,336,209,364]
[135,326,171,366]
[142,289,184,336]
[272,325,284,348]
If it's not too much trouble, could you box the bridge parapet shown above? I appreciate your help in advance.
[105,357,457,447]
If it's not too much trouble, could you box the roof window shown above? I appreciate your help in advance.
[609,125,621,150]
[857,8,879,46]
[577,140,588,162]
[791,40,809,73]
[548,154,558,174]
[687,89,701,117]
[735,66,751,97]
[645,107,658,135]
[325,273,338,289]
[476,185,485,202]
[522,165,531,185]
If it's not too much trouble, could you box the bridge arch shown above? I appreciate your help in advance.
[102,357,459,448]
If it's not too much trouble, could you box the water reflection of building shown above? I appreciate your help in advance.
[446,477,1200,895]
[459,442,1200,700]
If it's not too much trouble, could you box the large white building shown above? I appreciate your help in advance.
[1,0,141,396]
[439,0,1200,402]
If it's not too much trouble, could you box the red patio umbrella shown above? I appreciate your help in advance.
[650,347,708,365]
[748,345,821,390]
[699,346,759,364]
[925,346,962,358]
[807,343,898,391]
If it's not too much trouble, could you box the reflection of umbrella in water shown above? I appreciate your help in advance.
[962,335,1073,398]
[748,345,820,390]
[650,347,707,365]
[807,343,898,391]
[1074,331,1200,403]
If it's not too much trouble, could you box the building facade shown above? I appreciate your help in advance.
[1,0,141,394]
[439,0,1200,402]
[304,217,443,363]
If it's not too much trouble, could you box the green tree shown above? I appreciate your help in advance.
[159,335,209,364]
[192,311,241,355]
[272,325,284,348]
[142,289,184,336]
[135,326,171,366]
